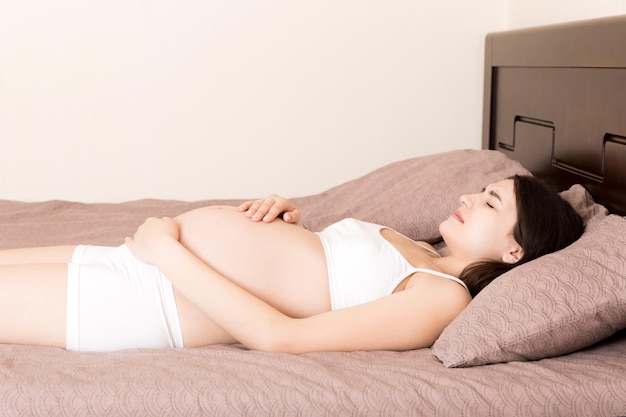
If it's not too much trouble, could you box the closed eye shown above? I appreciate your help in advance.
[481,186,503,208]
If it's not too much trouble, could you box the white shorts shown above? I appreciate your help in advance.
[66,245,184,352]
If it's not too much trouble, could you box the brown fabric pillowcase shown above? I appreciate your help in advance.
[295,149,530,241]
[560,184,609,227]
[432,186,626,367]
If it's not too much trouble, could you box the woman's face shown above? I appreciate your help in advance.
[440,179,523,264]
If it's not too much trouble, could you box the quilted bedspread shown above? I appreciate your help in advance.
[1,335,625,416]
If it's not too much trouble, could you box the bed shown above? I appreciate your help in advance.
[1,15,625,417]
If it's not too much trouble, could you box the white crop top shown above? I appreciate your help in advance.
[315,218,469,310]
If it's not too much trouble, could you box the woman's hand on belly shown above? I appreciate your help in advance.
[126,216,180,266]
[238,194,301,224]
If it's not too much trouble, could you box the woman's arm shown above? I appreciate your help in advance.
[125,217,470,353]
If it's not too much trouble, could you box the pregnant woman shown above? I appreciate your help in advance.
[0,175,582,353]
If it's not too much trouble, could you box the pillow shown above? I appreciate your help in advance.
[432,187,626,367]
[559,184,609,227]
[294,149,530,242]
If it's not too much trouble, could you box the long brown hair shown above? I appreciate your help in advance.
[460,175,584,297]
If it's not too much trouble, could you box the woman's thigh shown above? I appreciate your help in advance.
[0,263,67,348]
[0,245,77,265]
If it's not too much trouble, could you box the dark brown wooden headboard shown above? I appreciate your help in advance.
[482,15,626,215]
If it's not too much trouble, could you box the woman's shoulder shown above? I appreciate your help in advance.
[404,271,472,305]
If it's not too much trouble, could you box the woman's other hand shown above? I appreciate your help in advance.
[238,194,301,224]
[125,216,180,265]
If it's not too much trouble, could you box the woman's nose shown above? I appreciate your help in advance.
[460,192,478,208]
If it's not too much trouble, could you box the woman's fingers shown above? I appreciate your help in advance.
[238,194,299,223]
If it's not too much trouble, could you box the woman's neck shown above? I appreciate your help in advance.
[430,255,471,279]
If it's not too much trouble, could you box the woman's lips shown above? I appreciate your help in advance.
[452,211,464,223]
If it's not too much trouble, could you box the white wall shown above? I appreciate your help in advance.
[11,1,626,202]
[0,1,507,202]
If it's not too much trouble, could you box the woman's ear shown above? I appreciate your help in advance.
[502,244,524,264]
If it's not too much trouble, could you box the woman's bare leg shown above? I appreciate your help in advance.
[0,263,67,348]
[0,246,76,265]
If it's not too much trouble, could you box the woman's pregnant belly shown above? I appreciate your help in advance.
[175,206,331,317]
